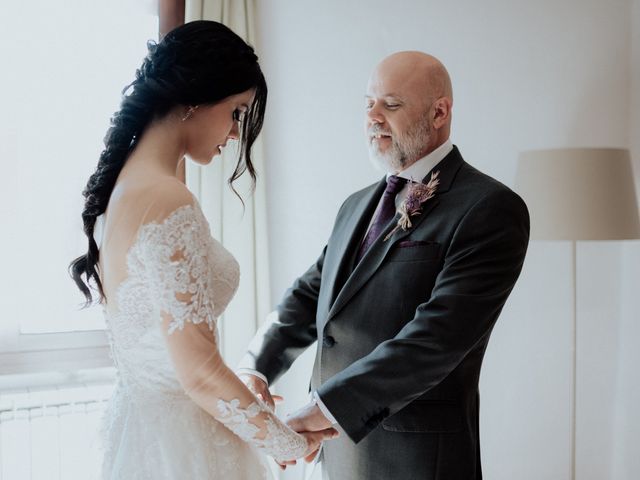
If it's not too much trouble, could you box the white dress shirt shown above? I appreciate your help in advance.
[390,138,453,210]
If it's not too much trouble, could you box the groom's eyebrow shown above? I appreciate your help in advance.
[364,94,406,102]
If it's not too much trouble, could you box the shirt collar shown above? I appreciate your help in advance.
[390,138,453,183]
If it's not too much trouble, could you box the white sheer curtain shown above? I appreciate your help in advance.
[184,0,270,367]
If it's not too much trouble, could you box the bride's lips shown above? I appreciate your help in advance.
[215,143,227,154]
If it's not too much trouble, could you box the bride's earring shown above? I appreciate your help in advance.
[182,105,199,122]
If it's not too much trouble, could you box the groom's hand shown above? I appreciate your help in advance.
[286,402,337,465]
[238,373,283,411]
[286,401,333,435]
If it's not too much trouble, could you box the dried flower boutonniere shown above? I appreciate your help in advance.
[384,170,440,241]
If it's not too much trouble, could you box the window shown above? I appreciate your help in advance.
[1,0,158,373]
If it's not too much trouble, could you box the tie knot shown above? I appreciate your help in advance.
[385,175,407,196]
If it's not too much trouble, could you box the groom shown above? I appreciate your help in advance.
[239,51,530,479]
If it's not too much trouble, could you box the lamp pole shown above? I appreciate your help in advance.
[570,241,577,480]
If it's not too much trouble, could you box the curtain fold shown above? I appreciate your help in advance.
[184,0,270,366]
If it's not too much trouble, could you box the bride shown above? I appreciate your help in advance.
[69,21,336,479]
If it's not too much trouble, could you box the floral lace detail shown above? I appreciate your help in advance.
[217,398,307,462]
[104,204,240,395]
[101,389,257,479]
[132,204,239,334]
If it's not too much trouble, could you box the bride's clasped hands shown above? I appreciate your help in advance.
[240,374,340,469]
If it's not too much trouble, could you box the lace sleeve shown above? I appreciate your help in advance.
[142,203,307,461]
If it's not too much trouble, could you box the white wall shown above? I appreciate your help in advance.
[254,1,638,478]
[612,242,640,479]
[617,1,640,476]
[613,4,640,478]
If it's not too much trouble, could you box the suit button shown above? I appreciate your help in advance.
[323,335,336,348]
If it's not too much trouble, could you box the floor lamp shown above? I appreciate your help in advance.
[515,148,640,480]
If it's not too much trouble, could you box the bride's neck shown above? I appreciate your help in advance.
[123,115,186,179]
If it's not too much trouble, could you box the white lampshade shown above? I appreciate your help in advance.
[515,148,640,240]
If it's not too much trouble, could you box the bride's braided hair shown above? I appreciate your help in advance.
[70,21,267,306]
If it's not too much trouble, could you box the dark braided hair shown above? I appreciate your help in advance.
[70,20,267,306]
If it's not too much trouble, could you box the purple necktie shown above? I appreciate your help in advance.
[356,175,407,263]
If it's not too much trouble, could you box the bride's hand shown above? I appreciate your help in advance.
[302,428,339,461]
[302,428,339,457]
[238,373,283,410]
[277,428,339,470]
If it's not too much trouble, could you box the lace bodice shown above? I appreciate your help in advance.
[101,200,306,463]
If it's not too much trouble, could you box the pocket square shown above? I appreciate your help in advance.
[396,240,437,248]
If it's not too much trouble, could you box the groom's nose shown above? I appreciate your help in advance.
[367,104,385,125]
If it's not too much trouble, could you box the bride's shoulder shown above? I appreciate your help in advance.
[114,176,197,221]
[139,177,198,224]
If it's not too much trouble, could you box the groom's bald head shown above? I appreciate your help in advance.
[366,51,453,172]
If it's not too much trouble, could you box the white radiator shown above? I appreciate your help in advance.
[0,381,113,480]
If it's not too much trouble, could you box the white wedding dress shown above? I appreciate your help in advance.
[96,181,306,480]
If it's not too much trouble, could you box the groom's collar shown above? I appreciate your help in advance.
[388,138,453,183]
[424,144,464,194]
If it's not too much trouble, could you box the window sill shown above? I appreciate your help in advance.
[0,345,112,376]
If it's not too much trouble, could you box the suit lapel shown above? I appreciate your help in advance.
[324,178,387,309]
[325,146,464,324]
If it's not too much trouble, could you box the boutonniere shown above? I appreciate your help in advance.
[384,171,440,241]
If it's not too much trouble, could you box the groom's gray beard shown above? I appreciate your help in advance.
[366,125,402,173]
[367,115,432,173]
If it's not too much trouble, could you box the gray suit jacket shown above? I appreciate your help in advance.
[239,146,530,479]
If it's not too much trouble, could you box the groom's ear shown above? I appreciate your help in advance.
[431,97,452,129]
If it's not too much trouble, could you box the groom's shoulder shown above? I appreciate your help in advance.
[454,160,528,219]
[456,159,521,202]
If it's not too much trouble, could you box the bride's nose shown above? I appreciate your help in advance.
[227,120,240,140]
